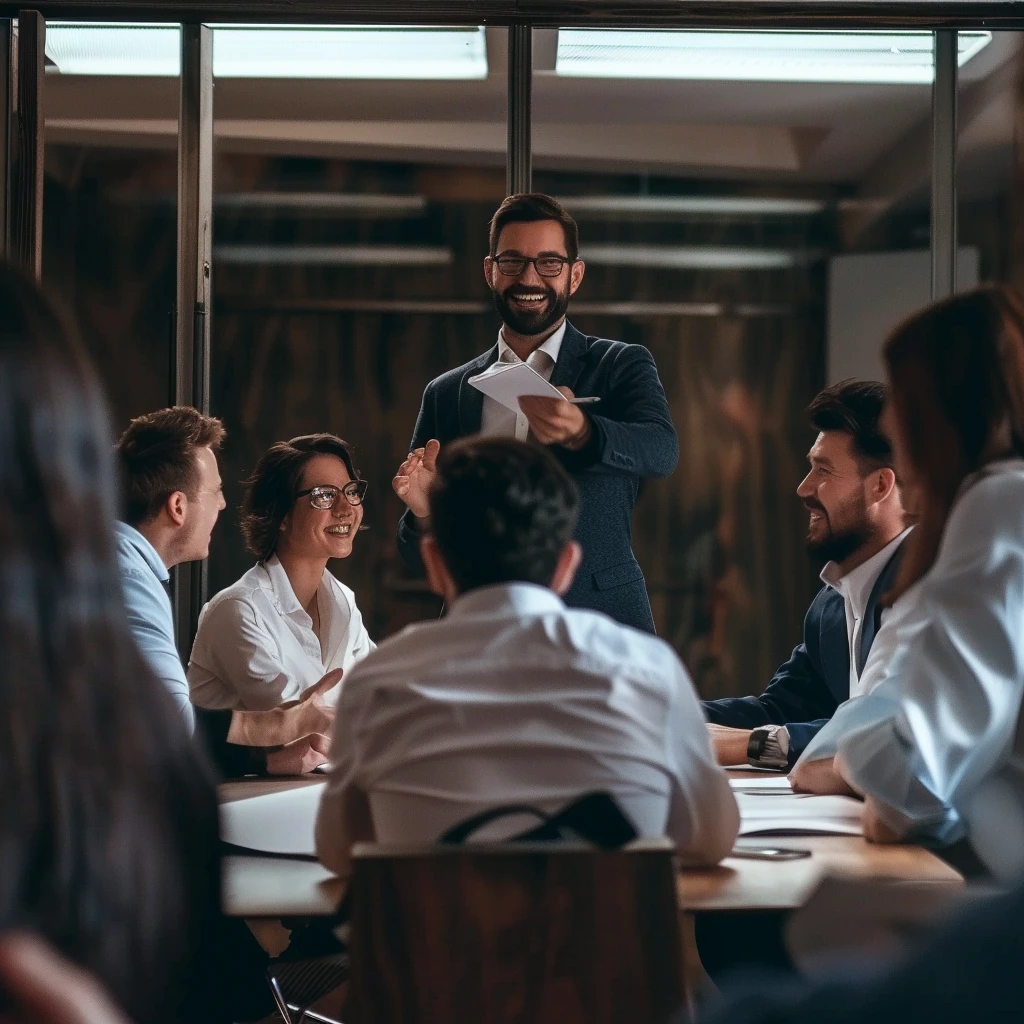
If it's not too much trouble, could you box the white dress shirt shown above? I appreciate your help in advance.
[315,582,738,875]
[819,527,913,699]
[188,555,374,711]
[479,322,566,439]
[799,459,1024,864]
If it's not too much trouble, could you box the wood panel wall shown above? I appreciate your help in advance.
[43,146,828,699]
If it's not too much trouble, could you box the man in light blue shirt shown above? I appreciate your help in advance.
[115,520,195,731]
[114,406,337,774]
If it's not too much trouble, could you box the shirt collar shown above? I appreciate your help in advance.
[260,554,337,627]
[496,320,567,368]
[446,581,566,621]
[261,554,305,617]
[115,521,169,583]
[820,527,913,606]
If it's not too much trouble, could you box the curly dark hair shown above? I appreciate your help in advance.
[241,433,359,562]
[426,437,579,593]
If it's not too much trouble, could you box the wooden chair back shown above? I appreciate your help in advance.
[345,838,685,1024]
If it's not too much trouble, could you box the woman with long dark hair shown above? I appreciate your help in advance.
[791,285,1024,873]
[0,263,228,1022]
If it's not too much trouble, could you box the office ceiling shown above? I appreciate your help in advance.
[43,27,1021,200]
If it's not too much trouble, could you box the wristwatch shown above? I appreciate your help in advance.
[747,725,790,769]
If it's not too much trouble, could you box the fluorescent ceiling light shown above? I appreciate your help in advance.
[214,244,452,266]
[556,30,991,85]
[215,193,427,215]
[46,22,180,76]
[559,195,826,216]
[583,244,810,270]
[45,23,487,79]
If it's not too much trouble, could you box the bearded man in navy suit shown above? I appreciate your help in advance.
[392,194,678,634]
[704,380,911,769]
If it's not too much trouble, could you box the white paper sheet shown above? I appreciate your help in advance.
[730,775,793,792]
[467,361,566,413]
[219,780,324,856]
[737,792,864,836]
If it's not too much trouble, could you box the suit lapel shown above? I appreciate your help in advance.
[457,346,498,436]
[857,538,907,674]
[549,321,588,393]
[818,590,851,702]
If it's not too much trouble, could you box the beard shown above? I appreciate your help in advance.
[492,280,571,337]
[804,493,871,565]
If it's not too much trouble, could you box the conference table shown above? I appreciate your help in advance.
[219,772,963,919]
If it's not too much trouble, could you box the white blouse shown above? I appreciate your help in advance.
[800,459,1024,867]
[188,555,375,711]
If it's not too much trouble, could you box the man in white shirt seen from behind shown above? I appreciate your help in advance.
[316,437,738,875]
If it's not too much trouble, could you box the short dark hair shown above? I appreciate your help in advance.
[427,438,579,593]
[806,379,892,471]
[488,193,580,262]
[241,433,359,562]
[115,406,225,526]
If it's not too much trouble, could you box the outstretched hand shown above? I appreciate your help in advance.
[392,438,440,518]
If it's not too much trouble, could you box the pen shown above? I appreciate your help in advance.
[568,396,601,405]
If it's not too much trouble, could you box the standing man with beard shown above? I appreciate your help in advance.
[704,380,911,769]
[393,193,678,633]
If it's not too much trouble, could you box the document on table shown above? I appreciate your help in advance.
[220,781,324,856]
[467,360,565,413]
[730,775,793,793]
[737,791,864,836]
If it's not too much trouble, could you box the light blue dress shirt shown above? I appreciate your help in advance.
[114,521,194,734]
[797,459,1024,872]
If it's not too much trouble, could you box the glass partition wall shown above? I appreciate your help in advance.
[9,5,1001,699]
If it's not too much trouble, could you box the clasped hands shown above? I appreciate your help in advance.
[393,388,591,518]
[227,668,341,776]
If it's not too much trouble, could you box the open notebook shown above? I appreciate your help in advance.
[736,787,864,837]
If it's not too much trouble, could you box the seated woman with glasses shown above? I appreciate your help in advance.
[188,434,374,715]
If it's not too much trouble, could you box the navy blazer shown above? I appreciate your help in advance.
[702,540,906,765]
[396,321,679,634]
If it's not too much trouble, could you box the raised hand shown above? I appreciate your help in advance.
[392,438,440,518]
[518,387,592,449]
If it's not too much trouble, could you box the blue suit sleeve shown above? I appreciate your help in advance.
[563,344,678,479]
[704,642,837,728]
[782,719,829,766]
[396,383,439,574]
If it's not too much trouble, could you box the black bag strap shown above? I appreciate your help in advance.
[440,792,638,850]
[439,804,552,845]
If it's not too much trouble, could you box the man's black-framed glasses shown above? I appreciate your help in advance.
[295,480,368,509]
[492,254,573,278]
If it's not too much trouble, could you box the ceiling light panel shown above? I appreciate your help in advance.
[45,23,488,79]
[45,23,180,76]
[556,30,992,85]
[212,25,487,79]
